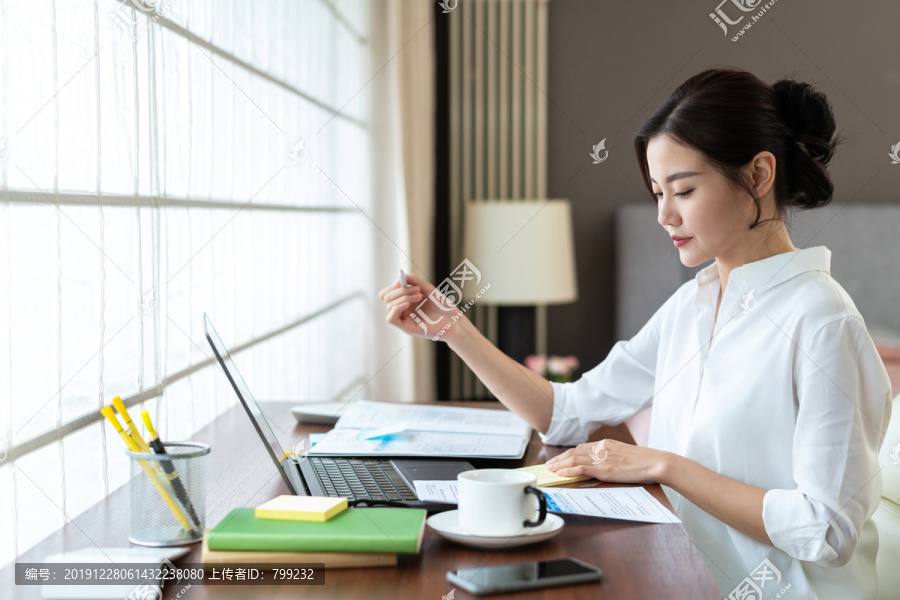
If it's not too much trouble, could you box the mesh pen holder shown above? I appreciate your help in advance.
[126,442,209,547]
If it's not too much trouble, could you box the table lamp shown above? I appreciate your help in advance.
[462,199,578,356]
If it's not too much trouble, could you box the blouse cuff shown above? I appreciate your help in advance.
[762,488,840,563]
[538,381,590,447]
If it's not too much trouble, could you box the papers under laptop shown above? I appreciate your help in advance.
[203,313,474,509]
[306,400,531,459]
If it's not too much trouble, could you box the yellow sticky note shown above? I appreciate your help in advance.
[255,495,348,522]
[516,464,592,487]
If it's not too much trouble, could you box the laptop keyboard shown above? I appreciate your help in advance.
[310,457,418,502]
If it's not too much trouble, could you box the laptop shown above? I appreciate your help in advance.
[203,313,473,510]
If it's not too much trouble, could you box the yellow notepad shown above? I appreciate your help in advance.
[255,495,348,522]
[516,464,592,487]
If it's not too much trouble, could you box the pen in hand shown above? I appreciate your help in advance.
[399,268,408,287]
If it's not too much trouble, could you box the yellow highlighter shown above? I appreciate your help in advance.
[102,405,140,452]
[101,405,195,532]
[112,396,152,453]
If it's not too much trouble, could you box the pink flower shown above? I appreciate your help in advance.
[524,354,547,375]
[547,356,569,377]
[547,355,579,377]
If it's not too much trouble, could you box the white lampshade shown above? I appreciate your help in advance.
[462,200,578,305]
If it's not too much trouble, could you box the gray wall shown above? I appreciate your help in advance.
[545,0,900,374]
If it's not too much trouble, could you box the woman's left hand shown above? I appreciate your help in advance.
[545,439,673,485]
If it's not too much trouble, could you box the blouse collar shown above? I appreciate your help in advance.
[695,246,832,297]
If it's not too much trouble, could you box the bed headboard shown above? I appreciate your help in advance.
[615,204,900,343]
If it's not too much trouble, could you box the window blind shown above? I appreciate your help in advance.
[0,0,381,564]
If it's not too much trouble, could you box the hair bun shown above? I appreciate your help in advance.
[635,67,838,219]
[772,78,837,165]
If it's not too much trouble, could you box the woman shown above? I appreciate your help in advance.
[379,68,892,598]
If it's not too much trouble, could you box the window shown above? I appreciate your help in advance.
[0,0,387,563]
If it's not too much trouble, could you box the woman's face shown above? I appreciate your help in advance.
[646,135,756,268]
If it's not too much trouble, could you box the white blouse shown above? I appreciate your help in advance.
[541,246,893,599]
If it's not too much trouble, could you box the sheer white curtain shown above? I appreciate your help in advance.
[365,0,437,404]
[0,0,422,565]
[393,0,436,403]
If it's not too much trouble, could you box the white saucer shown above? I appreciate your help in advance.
[426,511,564,549]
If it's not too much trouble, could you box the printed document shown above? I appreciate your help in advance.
[305,401,532,459]
[413,481,680,524]
[332,400,531,437]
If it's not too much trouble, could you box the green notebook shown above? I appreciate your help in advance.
[207,507,427,554]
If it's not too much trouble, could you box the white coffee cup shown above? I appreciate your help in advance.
[457,469,547,536]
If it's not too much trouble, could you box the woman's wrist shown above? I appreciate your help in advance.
[655,450,685,487]
[443,309,475,348]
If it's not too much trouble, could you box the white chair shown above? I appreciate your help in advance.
[874,393,900,599]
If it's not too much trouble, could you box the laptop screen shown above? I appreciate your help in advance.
[202,313,291,475]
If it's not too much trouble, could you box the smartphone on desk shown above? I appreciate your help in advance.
[446,557,603,595]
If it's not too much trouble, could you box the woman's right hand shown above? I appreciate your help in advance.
[380,272,554,434]
[378,273,463,341]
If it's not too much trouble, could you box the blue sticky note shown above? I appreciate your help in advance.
[356,426,407,440]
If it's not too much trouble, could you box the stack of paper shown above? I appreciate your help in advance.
[306,400,532,459]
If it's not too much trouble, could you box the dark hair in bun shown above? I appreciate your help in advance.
[634,67,839,229]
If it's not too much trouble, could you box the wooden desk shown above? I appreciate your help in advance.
[2,402,720,599]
